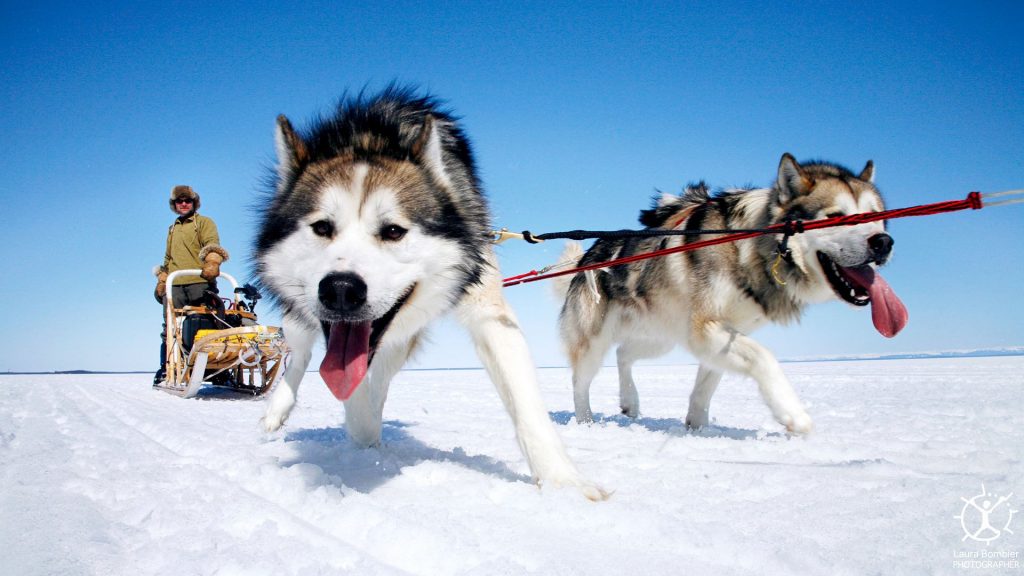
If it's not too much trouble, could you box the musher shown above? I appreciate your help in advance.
[153,185,229,384]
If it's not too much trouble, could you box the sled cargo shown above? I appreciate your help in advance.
[154,269,288,398]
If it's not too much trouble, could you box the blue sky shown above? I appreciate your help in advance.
[1,1,1021,372]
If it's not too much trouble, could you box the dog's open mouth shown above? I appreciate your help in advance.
[318,286,415,401]
[817,252,908,338]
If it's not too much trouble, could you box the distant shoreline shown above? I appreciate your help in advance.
[2,347,1022,375]
[780,348,1024,363]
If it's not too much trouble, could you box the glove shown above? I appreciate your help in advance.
[154,270,168,304]
[201,251,224,280]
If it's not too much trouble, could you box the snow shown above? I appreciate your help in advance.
[2,357,1022,575]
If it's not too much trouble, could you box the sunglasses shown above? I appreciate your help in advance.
[174,198,194,205]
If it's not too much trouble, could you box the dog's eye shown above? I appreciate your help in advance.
[311,220,334,238]
[825,211,845,219]
[380,224,408,242]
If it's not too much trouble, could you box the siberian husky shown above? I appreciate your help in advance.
[256,87,604,499]
[556,154,908,433]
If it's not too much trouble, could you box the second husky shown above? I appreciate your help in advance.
[556,154,908,433]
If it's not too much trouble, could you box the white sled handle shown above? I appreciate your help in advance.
[164,269,241,304]
[163,269,242,378]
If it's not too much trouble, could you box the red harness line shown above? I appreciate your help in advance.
[502,191,985,288]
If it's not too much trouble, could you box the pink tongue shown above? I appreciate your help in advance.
[843,266,909,338]
[319,322,371,401]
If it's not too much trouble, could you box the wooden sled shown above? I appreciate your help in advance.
[154,269,288,399]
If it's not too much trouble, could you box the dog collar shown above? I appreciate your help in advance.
[770,219,804,285]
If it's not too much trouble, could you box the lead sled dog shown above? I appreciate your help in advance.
[256,87,604,499]
[556,155,908,433]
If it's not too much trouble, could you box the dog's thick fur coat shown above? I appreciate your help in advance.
[557,154,906,433]
[256,87,604,499]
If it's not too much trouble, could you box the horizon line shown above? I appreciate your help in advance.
[2,346,1023,376]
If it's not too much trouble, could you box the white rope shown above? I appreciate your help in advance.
[982,189,1024,207]
[982,188,1024,199]
[987,198,1024,207]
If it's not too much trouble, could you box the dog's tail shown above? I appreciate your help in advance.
[550,241,585,300]
[554,242,606,349]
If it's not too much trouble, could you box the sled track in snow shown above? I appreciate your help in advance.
[64,383,411,574]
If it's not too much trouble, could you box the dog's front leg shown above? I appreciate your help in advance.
[342,338,414,447]
[685,364,723,429]
[262,315,318,432]
[458,269,607,500]
[690,321,813,434]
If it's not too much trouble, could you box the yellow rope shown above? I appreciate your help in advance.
[770,253,787,286]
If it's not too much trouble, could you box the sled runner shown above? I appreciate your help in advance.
[154,269,288,398]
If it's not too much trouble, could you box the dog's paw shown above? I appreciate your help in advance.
[542,475,611,501]
[619,390,640,419]
[261,401,292,432]
[782,411,814,435]
[260,412,286,433]
[579,482,612,502]
[685,411,709,430]
[262,388,296,432]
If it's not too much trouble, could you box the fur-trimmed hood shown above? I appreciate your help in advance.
[169,185,201,215]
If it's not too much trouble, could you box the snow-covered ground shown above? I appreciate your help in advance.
[2,357,1022,575]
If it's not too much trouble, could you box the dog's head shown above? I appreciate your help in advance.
[256,89,490,400]
[772,154,907,337]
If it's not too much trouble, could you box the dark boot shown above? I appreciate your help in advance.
[154,342,167,385]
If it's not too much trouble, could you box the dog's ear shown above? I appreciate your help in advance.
[411,115,454,190]
[776,153,812,204]
[858,160,875,183]
[275,115,308,185]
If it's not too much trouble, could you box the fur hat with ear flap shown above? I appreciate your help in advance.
[168,185,201,214]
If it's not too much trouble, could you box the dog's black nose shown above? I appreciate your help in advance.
[868,233,893,263]
[318,272,367,313]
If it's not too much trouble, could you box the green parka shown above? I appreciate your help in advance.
[162,213,221,285]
